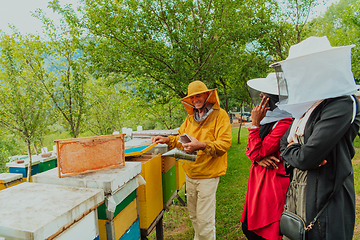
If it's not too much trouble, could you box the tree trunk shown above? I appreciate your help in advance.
[237,104,243,144]
[33,142,38,155]
[26,139,32,182]
[219,77,229,113]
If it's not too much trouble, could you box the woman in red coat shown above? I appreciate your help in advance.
[240,73,293,240]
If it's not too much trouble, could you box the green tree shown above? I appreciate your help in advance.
[281,0,320,43]
[50,0,271,101]
[256,0,321,62]
[0,129,24,173]
[27,9,89,138]
[85,78,136,135]
[0,33,52,181]
[224,49,269,143]
[307,0,359,80]
[134,94,187,130]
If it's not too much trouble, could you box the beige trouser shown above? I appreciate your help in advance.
[186,174,220,240]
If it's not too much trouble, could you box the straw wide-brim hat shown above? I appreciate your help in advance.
[181,81,220,114]
[247,73,280,95]
[270,36,355,67]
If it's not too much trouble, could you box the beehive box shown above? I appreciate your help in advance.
[147,143,168,155]
[39,155,57,173]
[54,134,125,177]
[0,182,104,240]
[6,158,41,179]
[33,162,142,240]
[161,156,175,174]
[33,162,141,195]
[98,199,138,240]
[126,153,163,229]
[176,160,186,190]
[119,218,140,240]
[0,173,23,190]
[161,156,176,205]
[97,180,138,220]
[162,165,177,206]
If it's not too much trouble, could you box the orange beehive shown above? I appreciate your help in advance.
[55,134,125,178]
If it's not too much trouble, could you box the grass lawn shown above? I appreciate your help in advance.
[148,127,360,239]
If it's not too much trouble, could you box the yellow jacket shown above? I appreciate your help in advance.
[168,106,232,179]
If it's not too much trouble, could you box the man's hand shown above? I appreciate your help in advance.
[251,96,270,127]
[151,136,170,144]
[182,135,206,153]
[256,156,280,169]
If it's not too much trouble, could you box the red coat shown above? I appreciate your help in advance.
[241,118,292,240]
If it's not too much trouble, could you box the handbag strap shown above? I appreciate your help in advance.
[305,171,352,231]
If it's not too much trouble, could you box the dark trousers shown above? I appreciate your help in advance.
[242,222,267,240]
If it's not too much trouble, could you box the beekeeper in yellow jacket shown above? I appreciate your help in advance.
[152,80,232,240]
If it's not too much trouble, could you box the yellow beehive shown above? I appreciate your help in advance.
[138,193,163,229]
[161,156,175,174]
[176,160,186,190]
[0,173,23,190]
[126,153,163,229]
[98,199,138,240]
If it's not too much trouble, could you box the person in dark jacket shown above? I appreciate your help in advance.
[272,36,360,240]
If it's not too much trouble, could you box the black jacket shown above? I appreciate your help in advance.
[280,95,360,240]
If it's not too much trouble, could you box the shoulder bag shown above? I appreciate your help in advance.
[280,172,352,240]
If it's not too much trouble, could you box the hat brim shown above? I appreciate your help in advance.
[181,89,220,115]
[270,45,355,68]
[181,89,213,101]
[247,73,279,95]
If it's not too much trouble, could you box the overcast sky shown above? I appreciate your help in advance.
[0,0,79,36]
[0,0,339,36]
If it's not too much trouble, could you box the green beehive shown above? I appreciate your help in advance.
[39,156,57,173]
[162,164,177,206]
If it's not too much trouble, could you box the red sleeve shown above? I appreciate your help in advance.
[245,118,292,162]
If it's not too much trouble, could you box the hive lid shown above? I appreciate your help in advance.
[106,176,139,213]
[125,138,157,157]
[6,157,41,168]
[6,155,56,168]
[0,173,23,183]
[131,129,179,138]
[33,161,142,194]
[0,182,104,240]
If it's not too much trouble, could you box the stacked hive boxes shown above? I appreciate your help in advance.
[33,162,142,240]
[0,182,104,240]
[126,153,163,231]
[132,129,186,193]
[6,158,40,181]
[6,154,57,181]
[0,173,23,190]
[97,176,139,240]
[146,143,179,206]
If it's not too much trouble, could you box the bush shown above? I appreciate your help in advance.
[0,148,10,173]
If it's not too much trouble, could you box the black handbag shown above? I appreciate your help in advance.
[280,211,308,240]
[280,172,351,240]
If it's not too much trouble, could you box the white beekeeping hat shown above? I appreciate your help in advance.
[270,36,358,118]
[247,73,280,95]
